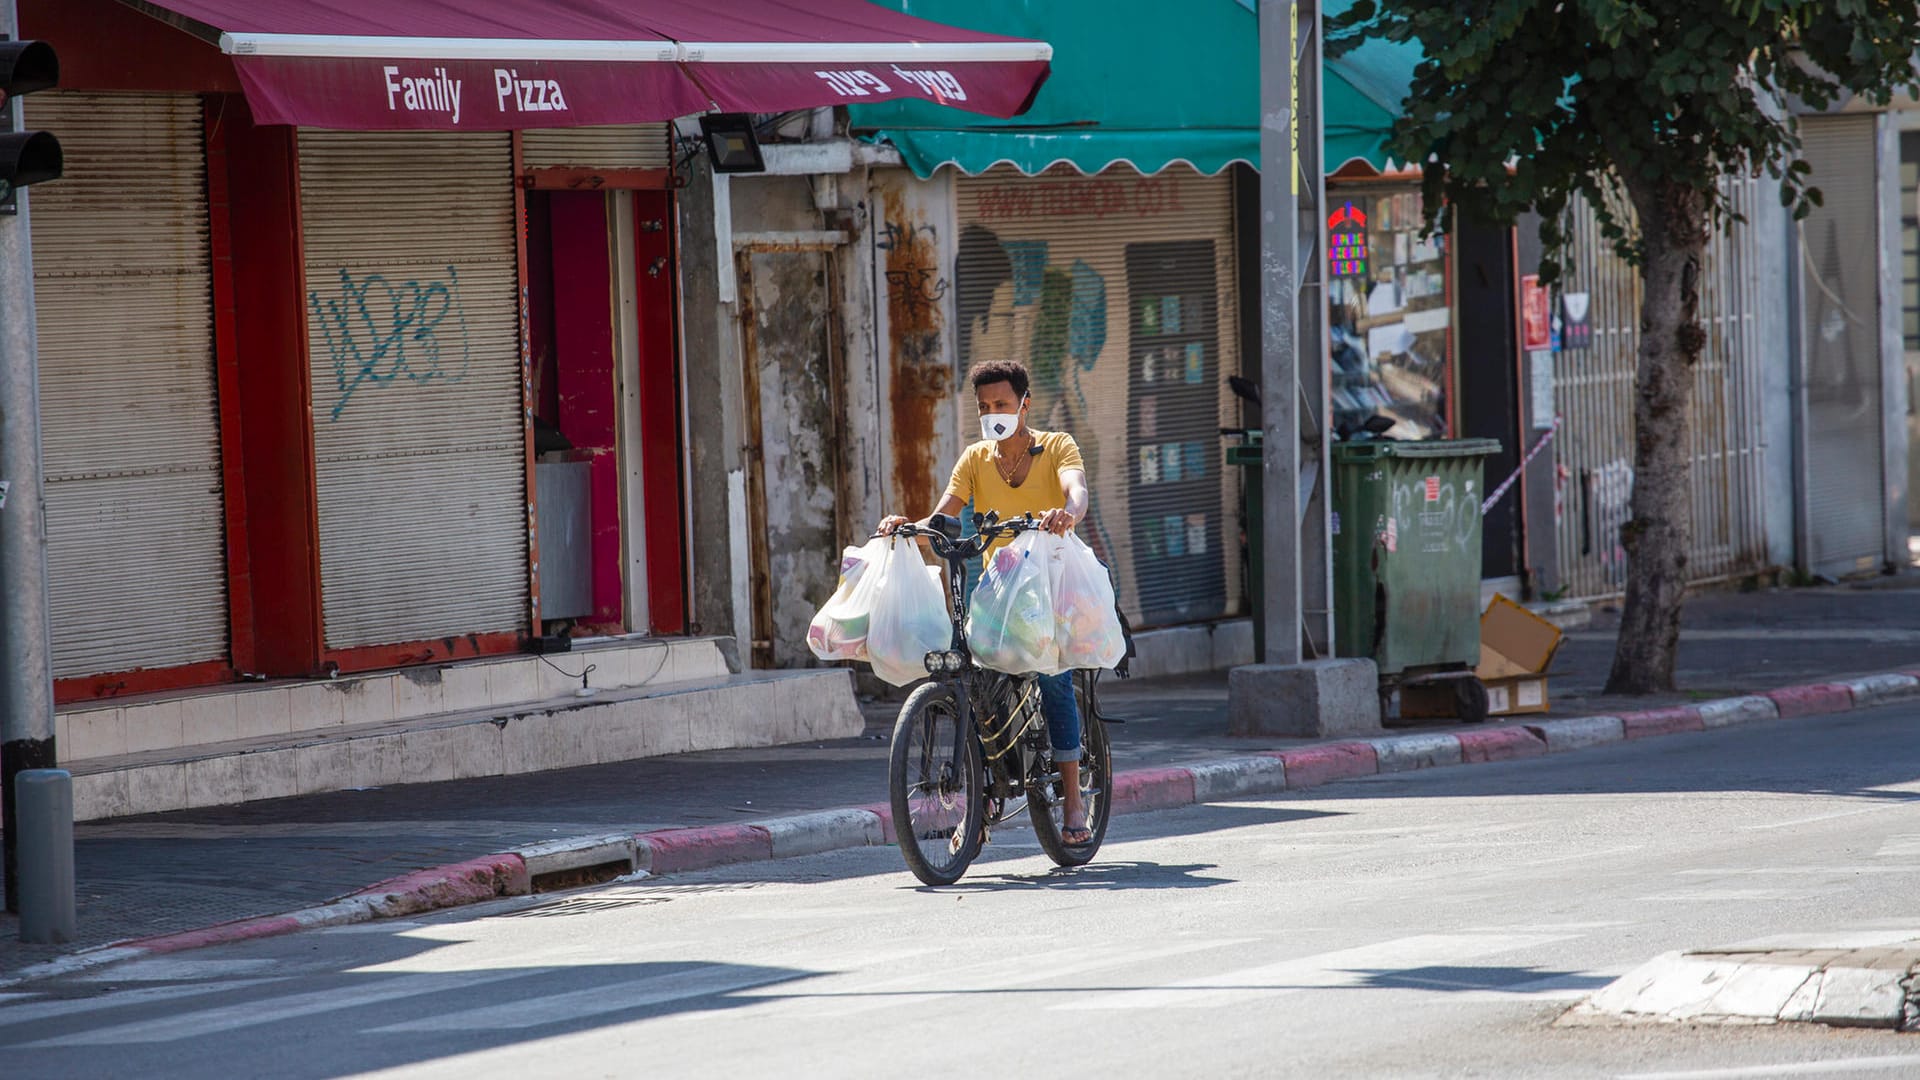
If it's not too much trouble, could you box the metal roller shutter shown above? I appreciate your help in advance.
[953,165,1240,627]
[30,92,229,679]
[1797,116,1886,577]
[522,124,670,170]
[300,130,529,649]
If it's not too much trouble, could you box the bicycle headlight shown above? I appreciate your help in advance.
[924,651,944,674]
[942,651,967,673]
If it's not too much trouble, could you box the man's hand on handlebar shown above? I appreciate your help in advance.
[877,515,914,537]
[1038,507,1075,536]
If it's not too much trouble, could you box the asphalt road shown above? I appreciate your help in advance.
[5,703,1920,1079]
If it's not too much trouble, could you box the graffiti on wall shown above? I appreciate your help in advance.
[1387,472,1480,558]
[309,265,473,421]
[953,224,1117,565]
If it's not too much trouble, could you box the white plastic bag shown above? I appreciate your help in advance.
[966,531,1064,675]
[1053,533,1126,671]
[806,537,888,662]
[864,538,954,687]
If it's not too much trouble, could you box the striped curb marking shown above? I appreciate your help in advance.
[11,665,1920,988]
[1621,706,1704,740]
[1527,715,1625,753]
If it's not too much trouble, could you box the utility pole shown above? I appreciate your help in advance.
[0,0,61,916]
[1256,0,1332,665]
[1234,0,1366,737]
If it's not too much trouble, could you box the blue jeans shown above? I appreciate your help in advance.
[1037,671,1082,762]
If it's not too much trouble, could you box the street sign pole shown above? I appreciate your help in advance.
[0,0,61,918]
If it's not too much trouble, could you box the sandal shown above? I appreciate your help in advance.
[1060,821,1093,846]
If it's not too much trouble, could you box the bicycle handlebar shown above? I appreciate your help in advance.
[874,512,1041,559]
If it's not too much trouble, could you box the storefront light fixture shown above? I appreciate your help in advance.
[700,112,764,174]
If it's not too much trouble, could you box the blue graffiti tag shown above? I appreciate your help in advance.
[308,265,473,421]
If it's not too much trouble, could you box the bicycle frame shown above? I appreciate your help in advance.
[890,512,1045,809]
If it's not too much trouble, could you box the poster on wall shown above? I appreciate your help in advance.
[1522,274,1552,351]
[1560,291,1592,350]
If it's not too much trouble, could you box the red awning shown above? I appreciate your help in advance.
[123,0,1051,130]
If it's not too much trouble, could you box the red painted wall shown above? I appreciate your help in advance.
[547,192,624,627]
[634,191,687,634]
[222,97,325,676]
[21,0,241,93]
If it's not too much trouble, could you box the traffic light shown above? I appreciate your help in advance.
[0,39,60,215]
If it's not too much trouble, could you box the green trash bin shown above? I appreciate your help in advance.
[1332,438,1500,717]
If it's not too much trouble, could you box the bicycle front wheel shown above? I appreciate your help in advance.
[889,681,985,886]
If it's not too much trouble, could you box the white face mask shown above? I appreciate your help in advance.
[980,396,1026,442]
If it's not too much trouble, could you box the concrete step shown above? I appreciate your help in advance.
[57,636,738,765]
[64,667,860,822]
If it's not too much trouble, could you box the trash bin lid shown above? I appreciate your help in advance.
[1334,437,1503,462]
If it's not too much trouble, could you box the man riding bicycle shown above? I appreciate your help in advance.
[880,359,1095,846]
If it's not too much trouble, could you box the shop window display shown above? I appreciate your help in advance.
[1327,190,1452,440]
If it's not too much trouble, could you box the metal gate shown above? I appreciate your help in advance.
[1797,115,1888,578]
[300,129,528,649]
[30,92,230,679]
[1552,178,1771,598]
[522,124,671,170]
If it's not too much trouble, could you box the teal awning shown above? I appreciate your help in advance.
[849,0,1420,178]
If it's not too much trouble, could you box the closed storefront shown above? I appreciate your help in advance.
[299,130,528,649]
[522,124,670,171]
[952,164,1241,627]
[31,91,230,680]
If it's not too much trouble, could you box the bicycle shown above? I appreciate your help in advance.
[883,511,1114,887]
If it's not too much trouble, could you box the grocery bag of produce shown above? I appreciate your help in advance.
[806,537,888,662]
[966,531,1064,675]
[1053,532,1126,671]
[865,538,954,686]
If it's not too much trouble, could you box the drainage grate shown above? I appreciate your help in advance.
[494,896,671,918]
[493,881,764,918]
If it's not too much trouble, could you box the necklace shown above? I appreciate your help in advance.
[994,432,1035,487]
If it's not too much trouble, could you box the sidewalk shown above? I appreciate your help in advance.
[3,577,1918,979]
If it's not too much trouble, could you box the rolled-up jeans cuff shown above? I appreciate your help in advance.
[1051,746,1083,763]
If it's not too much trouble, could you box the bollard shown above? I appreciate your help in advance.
[17,768,74,944]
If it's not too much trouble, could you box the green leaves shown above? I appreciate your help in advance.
[1341,0,1920,264]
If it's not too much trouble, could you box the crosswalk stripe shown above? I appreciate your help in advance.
[18,968,555,1047]
[1052,933,1578,1011]
[74,958,280,982]
[759,937,1251,1019]
[0,979,289,1030]
[370,963,806,1032]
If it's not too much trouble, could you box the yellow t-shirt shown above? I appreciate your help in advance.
[944,430,1086,550]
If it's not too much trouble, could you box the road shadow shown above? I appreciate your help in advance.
[1305,707,1920,803]
[1345,964,1613,995]
[0,923,826,1080]
[925,859,1235,894]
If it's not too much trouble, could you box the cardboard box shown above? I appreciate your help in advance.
[1476,594,1563,716]
[1484,674,1550,717]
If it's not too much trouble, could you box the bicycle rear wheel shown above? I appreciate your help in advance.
[889,681,985,886]
[1029,672,1112,867]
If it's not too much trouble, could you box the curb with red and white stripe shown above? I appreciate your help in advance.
[7,668,1919,988]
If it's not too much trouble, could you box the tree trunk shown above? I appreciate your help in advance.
[1605,179,1708,695]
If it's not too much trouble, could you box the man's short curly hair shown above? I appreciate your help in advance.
[968,359,1030,400]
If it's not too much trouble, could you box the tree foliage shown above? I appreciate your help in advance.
[1330,0,1920,276]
